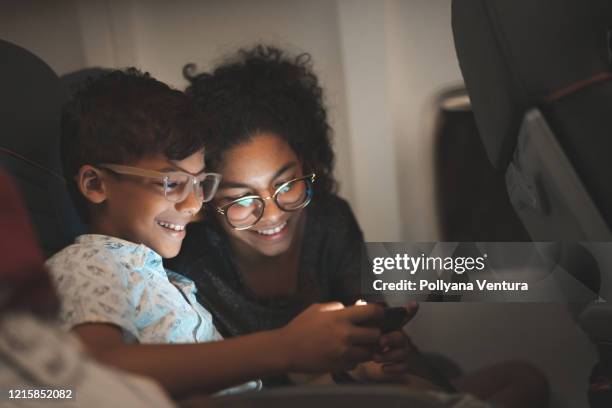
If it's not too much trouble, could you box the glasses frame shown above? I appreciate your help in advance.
[97,163,222,203]
[216,173,316,230]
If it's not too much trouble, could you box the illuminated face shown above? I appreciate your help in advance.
[92,151,205,258]
[213,133,306,258]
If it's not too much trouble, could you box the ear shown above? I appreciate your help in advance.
[76,165,108,205]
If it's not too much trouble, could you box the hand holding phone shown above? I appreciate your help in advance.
[355,300,417,333]
[380,306,409,333]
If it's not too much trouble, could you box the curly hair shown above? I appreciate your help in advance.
[184,45,337,195]
[61,67,211,222]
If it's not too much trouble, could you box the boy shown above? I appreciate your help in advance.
[46,68,383,397]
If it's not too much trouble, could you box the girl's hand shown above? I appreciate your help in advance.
[349,360,404,383]
[347,302,420,383]
[348,360,441,390]
[347,329,418,383]
[373,301,419,374]
[373,329,418,376]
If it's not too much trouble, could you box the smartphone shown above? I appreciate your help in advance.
[354,300,409,333]
[380,306,408,333]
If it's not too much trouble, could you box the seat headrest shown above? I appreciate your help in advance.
[0,39,85,256]
[452,0,612,170]
[0,39,68,174]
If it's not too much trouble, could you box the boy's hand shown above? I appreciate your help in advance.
[280,302,383,373]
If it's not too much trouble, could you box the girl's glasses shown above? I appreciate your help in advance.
[216,173,316,230]
[97,163,222,203]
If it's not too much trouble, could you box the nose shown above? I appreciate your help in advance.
[175,187,202,216]
[258,194,283,226]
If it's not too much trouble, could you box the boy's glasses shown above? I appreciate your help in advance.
[216,173,316,230]
[98,163,222,203]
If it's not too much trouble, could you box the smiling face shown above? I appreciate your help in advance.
[83,150,205,258]
[213,133,306,258]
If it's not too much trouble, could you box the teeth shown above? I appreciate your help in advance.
[256,222,287,236]
[157,221,185,231]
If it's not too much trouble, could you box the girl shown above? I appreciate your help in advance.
[174,46,368,338]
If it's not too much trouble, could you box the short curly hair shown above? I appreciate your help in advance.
[61,68,210,222]
[184,45,337,195]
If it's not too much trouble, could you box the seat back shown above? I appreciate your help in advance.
[433,87,530,241]
[452,0,612,376]
[0,39,84,257]
[452,0,612,241]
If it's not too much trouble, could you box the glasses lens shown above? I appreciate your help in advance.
[276,178,311,210]
[198,174,221,203]
[226,197,264,229]
[164,173,191,202]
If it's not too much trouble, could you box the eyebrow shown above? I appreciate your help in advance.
[220,162,297,189]
[160,165,206,176]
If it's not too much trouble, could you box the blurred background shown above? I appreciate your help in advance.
[0,1,599,406]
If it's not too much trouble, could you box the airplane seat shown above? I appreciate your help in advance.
[0,39,85,257]
[452,0,612,405]
[452,0,612,241]
[432,87,530,241]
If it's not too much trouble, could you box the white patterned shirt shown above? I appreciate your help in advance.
[46,234,260,394]
[0,312,177,408]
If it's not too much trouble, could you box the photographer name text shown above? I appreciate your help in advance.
[373,279,528,292]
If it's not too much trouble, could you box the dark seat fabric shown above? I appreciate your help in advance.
[452,0,612,231]
[433,88,530,242]
[0,39,84,256]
